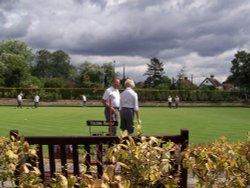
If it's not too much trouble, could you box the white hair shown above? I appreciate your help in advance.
[125,79,135,88]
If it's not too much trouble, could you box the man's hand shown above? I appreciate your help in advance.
[137,119,142,125]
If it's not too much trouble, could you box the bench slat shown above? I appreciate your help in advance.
[72,144,79,176]
[60,145,67,176]
[37,144,45,180]
[48,145,56,178]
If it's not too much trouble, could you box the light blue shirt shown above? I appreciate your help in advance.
[120,87,139,111]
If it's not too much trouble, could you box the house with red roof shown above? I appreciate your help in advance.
[199,75,223,90]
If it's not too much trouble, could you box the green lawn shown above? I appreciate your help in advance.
[0,106,249,144]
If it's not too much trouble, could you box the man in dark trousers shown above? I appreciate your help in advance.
[119,79,141,135]
[102,78,120,135]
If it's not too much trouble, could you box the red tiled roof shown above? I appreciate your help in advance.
[200,77,222,87]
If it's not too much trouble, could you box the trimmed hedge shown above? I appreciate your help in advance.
[0,87,242,102]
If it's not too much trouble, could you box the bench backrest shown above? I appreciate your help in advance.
[10,129,189,188]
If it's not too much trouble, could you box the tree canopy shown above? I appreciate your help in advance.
[226,50,250,91]
[0,40,33,87]
[144,57,165,88]
[32,49,73,79]
[4,39,245,91]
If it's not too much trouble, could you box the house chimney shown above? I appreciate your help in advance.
[210,75,214,78]
[184,77,188,80]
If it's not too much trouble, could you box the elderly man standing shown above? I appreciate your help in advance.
[17,92,23,109]
[34,94,40,108]
[102,78,120,136]
[119,79,141,135]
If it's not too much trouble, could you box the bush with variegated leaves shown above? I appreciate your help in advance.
[1,131,249,188]
[0,135,42,188]
[183,132,250,188]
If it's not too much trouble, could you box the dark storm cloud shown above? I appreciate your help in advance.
[1,0,250,83]
[0,11,6,24]
[0,0,18,10]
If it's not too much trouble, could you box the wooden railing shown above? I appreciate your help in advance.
[10,129,189,188]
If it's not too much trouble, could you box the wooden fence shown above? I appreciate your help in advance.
[10,129,189,188]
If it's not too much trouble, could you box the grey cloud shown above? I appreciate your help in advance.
[1,0,250,82]
[0,18,31,38]
[0,0,19,10]
[72,0,250,58]
[0,11,6,24]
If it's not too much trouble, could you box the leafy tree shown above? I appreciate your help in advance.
[32,49,51,78]
[0,40,33,62]
[155,76,171,89]
[0,54,31,87]
[32,49,73,79]
[176,67,186,89]
[226,50,250,91]
[102,63,115,87]
[144,57,165,88]
[76,62,115,88]
[0,40,34,87]
[43,77,64,88]
[51,50,72,78]
[77,62,104,88]
[0,61,4,86]
[176,66,187,81]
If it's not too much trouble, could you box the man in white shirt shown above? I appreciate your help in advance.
[168,96,172,108]
[17,93,23,108]
[120,79,141,135]
[82,95,87,107]
[102,78,120,135]
[34,94,40,108]
[175,95,180,108]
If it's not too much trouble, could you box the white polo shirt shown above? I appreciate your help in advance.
[102,86,120,108]
[34,95,40,102]
[17,94,22,101]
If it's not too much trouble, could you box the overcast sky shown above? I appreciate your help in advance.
[1,0,250,84]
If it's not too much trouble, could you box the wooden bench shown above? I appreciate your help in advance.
[10,129,189,188]
[86,120,118,136]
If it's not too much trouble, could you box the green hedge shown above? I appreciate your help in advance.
[0,88,105,100]
[0,88,242,102]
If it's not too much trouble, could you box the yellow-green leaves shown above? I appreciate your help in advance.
[183,136,250,187]
[104,136,180,187]
[0,135,42,187]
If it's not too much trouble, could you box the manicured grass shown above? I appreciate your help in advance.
[0,106,249,144]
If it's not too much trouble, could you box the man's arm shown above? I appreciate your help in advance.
[102,98,116,112]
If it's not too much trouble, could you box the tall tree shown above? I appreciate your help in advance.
[78,62,103,88]
[155,75,171,89]
[32,49,73,79]
[226,50,250,91]
[176,66,192,89]
[76,62,114,88]
[176,66,187,81]
[102,63,115,87]
[144,57,165,88]
[32,49,51,78]
[51,50,72,78]
[0,40,33,87]
[0,61,5,86]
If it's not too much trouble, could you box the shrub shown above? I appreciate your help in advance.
[0,133,249,187]
[0,135,42,187]
[183,134,250,187]
[103,134,181,187]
